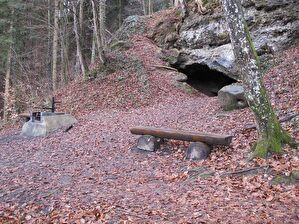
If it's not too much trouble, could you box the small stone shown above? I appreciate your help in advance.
[186,142,212,160]
[193,211,203,218]
[136,135,161,152]
[25,215,32,221]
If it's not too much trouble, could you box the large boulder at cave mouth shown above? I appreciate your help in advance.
[218,83,248,111]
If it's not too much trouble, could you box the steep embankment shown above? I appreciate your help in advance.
[0,7,298,224]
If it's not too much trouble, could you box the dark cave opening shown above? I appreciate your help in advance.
[176,63,237,97]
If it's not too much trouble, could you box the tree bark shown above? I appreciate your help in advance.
[52,0,59,91]
[3,22,13,123]
[142,0,147,15]
[60,1,70,84]
[221,0,293,158]
[72,1,88,78]
[99,0,106,47]
[175,0,188,18]
[148,0,153,15]
[47,0,52,81]
[79,0,84,33]
[118,0,122,28]
[91,32,96,65]
[91,0,104,63]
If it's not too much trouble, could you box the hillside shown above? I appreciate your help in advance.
[0,7,299,224]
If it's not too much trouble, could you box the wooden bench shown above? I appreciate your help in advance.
[130,126,233,160]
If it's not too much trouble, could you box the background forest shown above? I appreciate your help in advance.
[0,0,172,123]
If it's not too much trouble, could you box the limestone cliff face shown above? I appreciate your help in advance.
[152,0,299,79]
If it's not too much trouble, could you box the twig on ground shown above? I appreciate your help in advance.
[220,165,270,176]
[152,65,178,72]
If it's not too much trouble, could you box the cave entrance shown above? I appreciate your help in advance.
[176,63,237,97]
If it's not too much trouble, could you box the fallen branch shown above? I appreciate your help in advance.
[244,112,299,130]
[220,165,270,176]
[64,125,74,132]
[152,65,178,72]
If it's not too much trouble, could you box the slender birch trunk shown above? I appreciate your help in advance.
[52,0,59,91]
[221,0,293,158]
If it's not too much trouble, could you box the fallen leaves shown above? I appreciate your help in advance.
[0,34,298,223]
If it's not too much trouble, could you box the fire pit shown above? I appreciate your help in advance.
[21,98,77,137]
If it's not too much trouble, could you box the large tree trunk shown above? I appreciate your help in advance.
[72,1,88,78]
[3,23,13,123]
[221,0,293,158]
[52,0,59,91]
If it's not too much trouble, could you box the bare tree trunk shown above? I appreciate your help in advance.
[221,0,293,158]
[72,1,88,78]
[91,32,96,65]
[47,0,52,81]
[60,1,70,84]
[79,0,84,33]
[179,0,188,18]
[142,0,147,15]
[148,0,152,15]
[52,0,59,91]
[118,0,122,28]
[99,0,106,47]
[91,0,104,63]
[3,23,13,123]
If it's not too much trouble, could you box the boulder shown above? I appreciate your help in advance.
[186,142,212,160]
[112,15,146,42]
[136,135,162,152]
[174,72,188,82]
[218,83,248,111]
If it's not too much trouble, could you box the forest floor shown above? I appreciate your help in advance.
[0,31,299,223]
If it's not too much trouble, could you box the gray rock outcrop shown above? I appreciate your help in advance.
[218,83,248,110]
[153,0,299,79]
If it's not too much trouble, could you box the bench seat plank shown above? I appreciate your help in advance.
[130,126,232,146]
